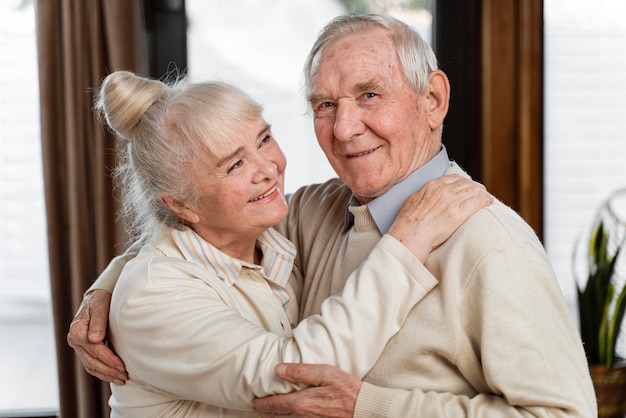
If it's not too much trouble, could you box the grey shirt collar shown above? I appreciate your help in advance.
[344,146,451,234]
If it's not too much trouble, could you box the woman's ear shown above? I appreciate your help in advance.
[159,193,200,224]
[425,69,451,131]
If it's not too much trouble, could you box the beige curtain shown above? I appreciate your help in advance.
[35,0,147,416]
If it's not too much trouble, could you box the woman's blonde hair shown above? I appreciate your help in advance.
[95,71,263,242]
[303,14,438,102]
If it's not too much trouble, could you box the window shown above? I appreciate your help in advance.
[544,0,626,355]
[0,0,59,414]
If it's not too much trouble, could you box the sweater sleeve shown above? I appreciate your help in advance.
[85,241,141,294]
[353,240,597,418]
[111,235,439,411]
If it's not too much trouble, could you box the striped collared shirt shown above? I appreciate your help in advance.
[171,227,296,309]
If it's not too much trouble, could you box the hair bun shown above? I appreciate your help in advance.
[97,71,167,140]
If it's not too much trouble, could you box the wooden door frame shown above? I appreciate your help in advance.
[436,0,544,237]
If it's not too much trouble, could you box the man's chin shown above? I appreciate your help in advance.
[350,183,392,204]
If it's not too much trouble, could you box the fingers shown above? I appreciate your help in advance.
[83,290,112,342]
[67,289,128,384]
[418,175,490,211]
[452,177,493,219]
[274,363,340,386]
[252,364,360,417]
[436,176,492,216]
[253,391,301,416]
[71,340,128,385]
[396,175,490,225]
[67,326,128,384]
[388,175,493,263]
[253,386,360,417]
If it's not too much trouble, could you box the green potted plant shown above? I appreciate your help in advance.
[574,189,626,418]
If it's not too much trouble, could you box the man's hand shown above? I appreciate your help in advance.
[66,289,128,384]
[253,364,361,417]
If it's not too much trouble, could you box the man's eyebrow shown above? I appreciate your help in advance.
[308,93,325,105]
[354,80,380,93]
[308,80,381,104]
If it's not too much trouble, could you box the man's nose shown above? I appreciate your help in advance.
[333,101,366,142]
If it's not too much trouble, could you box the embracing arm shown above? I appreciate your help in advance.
[112,237,434,411]
[255,239,597,418]
[113,176,491,410]
[66,242,141,384]
[351,240,596,418]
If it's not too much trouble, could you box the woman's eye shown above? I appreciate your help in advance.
[259,134,272,147]
[228,160,243,173]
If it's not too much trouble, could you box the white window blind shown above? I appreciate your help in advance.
[544,0,626,356]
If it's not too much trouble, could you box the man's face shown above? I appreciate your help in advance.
[309,28,441,203]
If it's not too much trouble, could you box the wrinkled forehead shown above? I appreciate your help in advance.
[176,120,243,173]
[308,29,402,94]
[202,114,269,159]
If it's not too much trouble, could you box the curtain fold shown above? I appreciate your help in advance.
[35,0,147,416]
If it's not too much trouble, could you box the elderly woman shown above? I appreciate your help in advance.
[95,70,490,417]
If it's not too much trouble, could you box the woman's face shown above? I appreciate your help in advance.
[184,117,288,257]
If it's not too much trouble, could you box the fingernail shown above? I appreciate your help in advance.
[275,364,285,375]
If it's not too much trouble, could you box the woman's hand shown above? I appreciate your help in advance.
[388,174,493,263]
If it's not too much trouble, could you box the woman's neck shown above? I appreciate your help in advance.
[193,227,261,264]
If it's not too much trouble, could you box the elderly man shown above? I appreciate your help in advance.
[69,14,596,417]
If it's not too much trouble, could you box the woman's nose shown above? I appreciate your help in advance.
[253,154,278,182]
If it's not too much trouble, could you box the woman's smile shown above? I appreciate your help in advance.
[249,183,279,203]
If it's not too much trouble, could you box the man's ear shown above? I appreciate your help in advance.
[425,69,450,131]
[159,192,200,224]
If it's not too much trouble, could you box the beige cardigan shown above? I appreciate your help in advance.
[276,169,596,417]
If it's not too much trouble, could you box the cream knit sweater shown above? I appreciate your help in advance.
[275,170,596,417]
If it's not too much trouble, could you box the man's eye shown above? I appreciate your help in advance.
[313,101,335,116]
[364,92,377,99]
